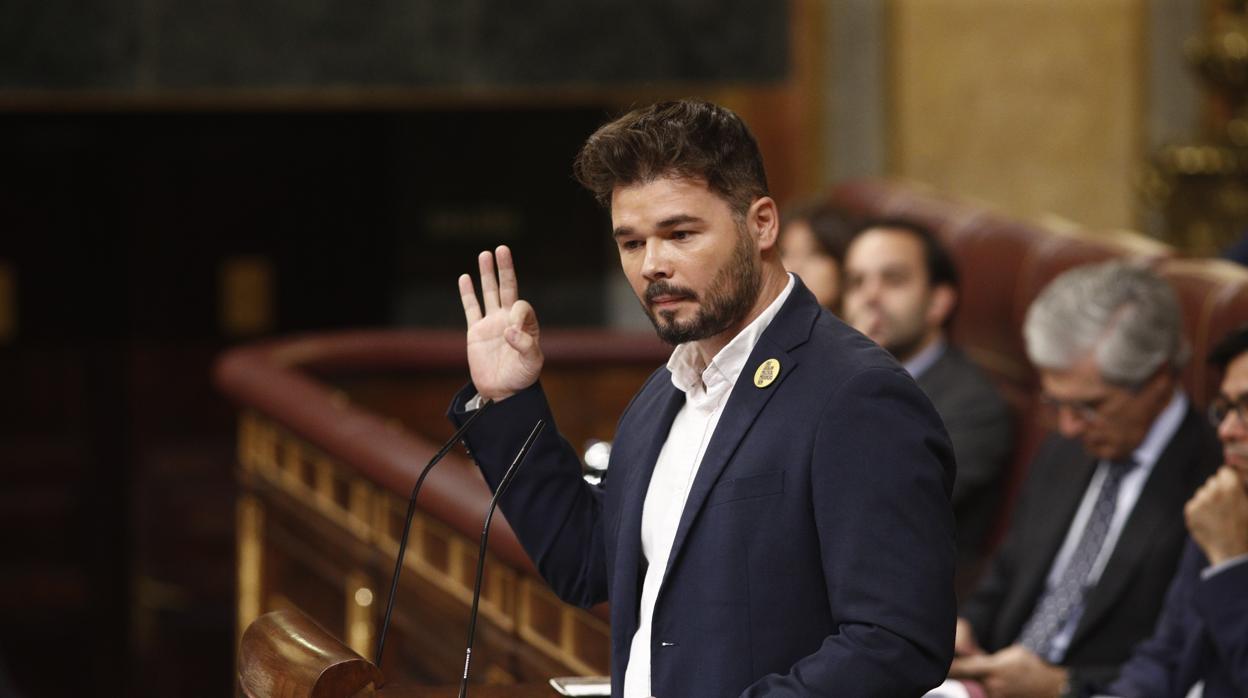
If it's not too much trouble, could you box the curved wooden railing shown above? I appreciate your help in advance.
[217,328,668,686]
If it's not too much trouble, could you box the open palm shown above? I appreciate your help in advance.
[459,245,544,401]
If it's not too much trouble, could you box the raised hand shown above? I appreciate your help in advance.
[459,245,544,402]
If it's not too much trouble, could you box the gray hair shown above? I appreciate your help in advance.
[1023,260,1189,386]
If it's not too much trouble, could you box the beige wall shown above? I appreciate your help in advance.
[887,0,1145,230]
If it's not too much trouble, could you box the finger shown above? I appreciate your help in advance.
[511,300,540,337]
[478,250,500,312]
[459,273,483,325]
[505,325,536,356]
[506,301,540,355]
[496,245,519,307]
[1218,466,1240,488]
[949,655,988,679]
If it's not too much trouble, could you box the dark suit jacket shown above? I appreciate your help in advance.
[960,407,1220,691]
[1107,541,1248,698]
[915,346,1012,574]
[450,281,959,697]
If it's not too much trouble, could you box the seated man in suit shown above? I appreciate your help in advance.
[1103,326,1248,698]
[841,219,1013,595]
[449,99,958,697]
[949,261,1221,697]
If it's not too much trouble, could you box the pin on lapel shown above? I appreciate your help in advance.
[753,358,780,388]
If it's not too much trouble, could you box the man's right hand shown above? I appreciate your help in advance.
[459,245,543,402]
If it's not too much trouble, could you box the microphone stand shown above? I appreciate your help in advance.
[458,419,546,698]
[374,398,494,669]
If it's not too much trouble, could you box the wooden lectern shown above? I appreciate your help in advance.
[238,608,557,698]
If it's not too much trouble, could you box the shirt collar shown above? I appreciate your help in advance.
[1126,389,1188,472]
[903,336,947,380]
[666,273,796,406]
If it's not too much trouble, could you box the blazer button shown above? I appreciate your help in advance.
[658,641,677,648]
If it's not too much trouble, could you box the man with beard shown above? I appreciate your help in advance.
[448,99,958,697]
[1103,326,1248,698]
[842,222,1012,595]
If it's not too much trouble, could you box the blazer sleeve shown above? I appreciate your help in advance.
[1193,550,1248,695]
[740,366,958,697]
[1098,554,1191,697]
[448,381,609,608]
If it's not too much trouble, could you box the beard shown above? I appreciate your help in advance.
[852,302,930,361]
[642,229,762,346]
[881,317,928,361]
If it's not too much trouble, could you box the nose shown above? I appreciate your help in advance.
[641,239,672,282]
[1056,406,1088,439]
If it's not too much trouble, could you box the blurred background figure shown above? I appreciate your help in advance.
[1106,325,1248,698]
[951,261,1219,698]
[842,219,1012,595]
[778,198,856,314]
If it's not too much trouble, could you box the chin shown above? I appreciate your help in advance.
[1087,444,1123,462]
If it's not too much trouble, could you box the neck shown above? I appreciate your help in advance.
[693,265,789,364]
[896,330,945,364]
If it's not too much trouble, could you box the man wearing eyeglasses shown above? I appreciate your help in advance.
[1103,326,1248,698]
[948,261,1221,698]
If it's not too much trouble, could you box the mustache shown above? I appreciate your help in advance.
[644,281,697,306]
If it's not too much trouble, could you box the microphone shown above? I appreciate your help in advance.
[375,397,495,670]
[459,419,546,698]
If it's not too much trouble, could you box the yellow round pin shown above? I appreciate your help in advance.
[753,358,781,388]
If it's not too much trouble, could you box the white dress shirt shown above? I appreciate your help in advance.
[622,274,795,698]
[1038,390,1188,661]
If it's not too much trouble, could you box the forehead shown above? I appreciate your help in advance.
[846,227,925,270]
[1040,354,1110,398]
[609,176,731,229]
[1222,351,1248,395]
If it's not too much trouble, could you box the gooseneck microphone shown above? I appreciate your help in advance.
[375,398,495,669]
[459,419,546,698]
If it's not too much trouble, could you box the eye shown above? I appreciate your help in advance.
[619,239,643,251]
[883,270,909,286]
[672,230,691,241]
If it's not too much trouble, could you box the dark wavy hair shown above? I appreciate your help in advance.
[573,99,770,218]
[1209,324,1248,371]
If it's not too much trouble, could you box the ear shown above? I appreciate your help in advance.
[749,196,779,251]
[926,284,957,328]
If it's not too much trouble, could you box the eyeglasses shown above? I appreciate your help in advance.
[1040,393,1110,424]
[1208,393,1248,426]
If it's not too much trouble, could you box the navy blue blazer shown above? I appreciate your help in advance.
[449,280,958,696]
[1107,540,1248,698]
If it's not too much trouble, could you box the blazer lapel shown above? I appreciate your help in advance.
[658,289,819,586]
[1008,445,1098,636]
[1069,410,1196,648]
[610,378,684,640]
